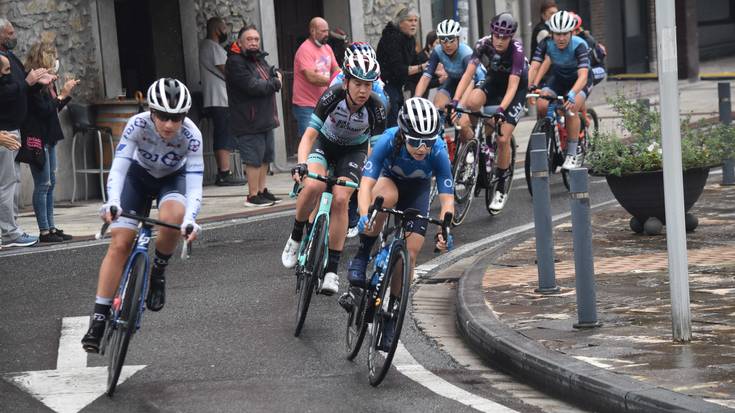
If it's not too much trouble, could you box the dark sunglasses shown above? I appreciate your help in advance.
[405,135,438,149]
[153,111,185,123]
[439,36,457,44]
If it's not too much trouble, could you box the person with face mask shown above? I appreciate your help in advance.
[226,25,283,207]
[0,17,53,249]
[292,17,340,140]
[200,17,245,187]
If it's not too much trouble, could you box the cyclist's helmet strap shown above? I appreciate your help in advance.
[547,10,576,34]
[490,13,518,36]
[436,19,461,37]
[398,97,440,139]
[147,78,192,114]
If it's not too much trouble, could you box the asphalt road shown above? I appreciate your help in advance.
[0,172,615,413]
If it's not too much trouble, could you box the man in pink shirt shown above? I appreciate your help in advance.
[292,17,339,138]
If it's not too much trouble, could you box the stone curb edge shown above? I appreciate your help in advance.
[454,247,733,413]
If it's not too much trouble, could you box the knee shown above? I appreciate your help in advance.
[331,192,350,212]
[108,239,132,258]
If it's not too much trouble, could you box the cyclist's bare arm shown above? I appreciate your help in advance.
[499,74,522,111]
[570,67,589,96]
[453,61,478,103]
[357,176,377,217]
[528,55,551,88]
[414,73,432,98]
[295,127,320,183]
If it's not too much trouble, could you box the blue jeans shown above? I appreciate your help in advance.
[384,83,405,128]
[30,144,56,232]
[292,105,314,139]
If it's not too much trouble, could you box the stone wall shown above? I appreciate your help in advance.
[193,0,259,41]
[362,0,419,46]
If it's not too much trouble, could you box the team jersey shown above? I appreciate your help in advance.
[308,84,387,146]
[363,127,454,194]
[532,36,590,80]
[107,112,204,222]
[329,70,389,107]
[471,36,528,84]
[424,43,486,83]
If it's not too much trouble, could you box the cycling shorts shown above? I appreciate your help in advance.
[542,74,593,100]
[380,174,431,237]
[112,162,186,231]
[479,82,528,126]
[437,77,461,97]
[307,135,368,184]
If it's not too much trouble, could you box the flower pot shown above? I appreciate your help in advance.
[605,167,710,224]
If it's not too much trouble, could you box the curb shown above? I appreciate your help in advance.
[455,251,733,413]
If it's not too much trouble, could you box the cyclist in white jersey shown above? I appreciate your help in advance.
[82,78,204,353]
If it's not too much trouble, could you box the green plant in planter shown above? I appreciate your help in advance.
[587,95,727,177]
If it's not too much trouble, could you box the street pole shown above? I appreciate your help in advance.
[655,0,692,342]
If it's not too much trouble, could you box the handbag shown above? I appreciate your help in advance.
[15,135,46,168]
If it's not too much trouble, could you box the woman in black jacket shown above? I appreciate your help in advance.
[22,37,79,242]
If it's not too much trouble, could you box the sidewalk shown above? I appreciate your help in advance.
[457,181,735,413]
[15,172,298,242]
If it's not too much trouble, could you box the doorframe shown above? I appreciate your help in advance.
[90,0,122,98]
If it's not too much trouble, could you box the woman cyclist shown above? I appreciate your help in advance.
[451,12,528,213]
[341,97,454,348]
[81,78,203,353]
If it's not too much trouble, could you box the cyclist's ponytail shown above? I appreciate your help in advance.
[390,130,406,164]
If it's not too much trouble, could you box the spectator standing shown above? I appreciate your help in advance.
[530,0,558,59]
[292,17,339,138]
[226,25,283,207]
[23,33,79,242]
[376,7,426,126]
[0,17,51,248]
[200,17,245,186]
[327,27,349,68]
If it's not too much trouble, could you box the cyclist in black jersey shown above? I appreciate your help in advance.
[281,52,386,296]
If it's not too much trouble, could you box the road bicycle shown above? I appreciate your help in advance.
[344,196,451,386]
[96,206,192,396]
[523,93,599,195]
[290,172,359,337]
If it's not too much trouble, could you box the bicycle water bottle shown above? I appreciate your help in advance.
[481,143,494,174]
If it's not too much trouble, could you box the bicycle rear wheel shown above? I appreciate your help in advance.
[486,135,517,215]
[367,242,410,386]
[524,120,555,197]
[345,286,369,360]
[452,139,478,226]
[107,253,146,396]
[294,215,327,337]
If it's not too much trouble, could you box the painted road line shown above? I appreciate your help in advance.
[394,342,519,413]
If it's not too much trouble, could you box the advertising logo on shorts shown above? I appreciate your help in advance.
[364,160,373,174]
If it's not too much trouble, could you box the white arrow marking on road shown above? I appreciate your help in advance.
[2,316,146,413]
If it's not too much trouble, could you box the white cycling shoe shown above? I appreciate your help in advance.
[281,237,299,268]
[347,226,359,239]
[319,272,339,295]
[562,154,581,170]
[489,191,507,211]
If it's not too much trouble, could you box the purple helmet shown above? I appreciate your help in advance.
[490,13,517,37]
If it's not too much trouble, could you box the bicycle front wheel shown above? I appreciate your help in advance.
[524,120,554,197]
[486,135,517,215]
[452,139,478,226]
[367,242,410,386]
[294,214,327,337]
[107,253,146,396]
[345,287,369,360]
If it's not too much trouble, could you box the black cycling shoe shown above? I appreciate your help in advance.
[146,273,166,312]
[81,318,106,353]
[339,287,363,313]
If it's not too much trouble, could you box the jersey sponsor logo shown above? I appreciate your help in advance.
[116,143,127,153]
[182,127,193,139]
[188,139,201,152]
[161,151,182,167]
[134,117,147,128]
[123,125,135,138]
[138,148,159,162]
[444,178,454,188]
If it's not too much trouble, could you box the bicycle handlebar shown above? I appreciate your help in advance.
[367,196,452,243]
[290,171,359,198]
[444,104,504,137]
[525,93,564,102]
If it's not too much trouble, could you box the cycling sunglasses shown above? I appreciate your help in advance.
[439,36,458,44]
[405,135,438,149]
[153,110,186,123]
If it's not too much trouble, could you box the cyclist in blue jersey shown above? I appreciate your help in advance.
[414,19,486,115]
[451,13,527,212]
[281,53,386,296]
[528,10,591,170]
[330,42,389,109]
[340,97,454,321]
[81,78,203,353]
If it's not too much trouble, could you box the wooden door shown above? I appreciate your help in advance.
[275,0,324,157]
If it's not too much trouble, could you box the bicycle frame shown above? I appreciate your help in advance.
[297,190,332,271]
[115,224,152,330]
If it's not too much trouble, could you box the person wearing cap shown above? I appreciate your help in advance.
[376,7,426,127]
[327,27,349,67]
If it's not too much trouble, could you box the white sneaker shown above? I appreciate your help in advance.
[465,151,475,165]
[281,237,299,268]
[562,154,580,170]
[320,272,339,295]
[347,226,359,239]
[489,191,507,211]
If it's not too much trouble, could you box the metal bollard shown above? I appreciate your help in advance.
[719,82,732,125]
[569,168,601,329]
[529,131,546,152]
[530,148,559,293]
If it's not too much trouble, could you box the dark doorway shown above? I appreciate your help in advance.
[115,0,186,98]
[275,0,323,157]
[622,0,649,73]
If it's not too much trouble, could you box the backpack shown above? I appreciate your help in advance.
[579,31,606,84]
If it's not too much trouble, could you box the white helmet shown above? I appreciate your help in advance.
[343,52,381,82]
[547,10,577,34]
[398,97,440,139]
[436,19,461,37]
[343,42,376,62]
[147,78,192,114]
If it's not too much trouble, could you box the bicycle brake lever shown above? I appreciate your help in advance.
[95,223,110,240]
